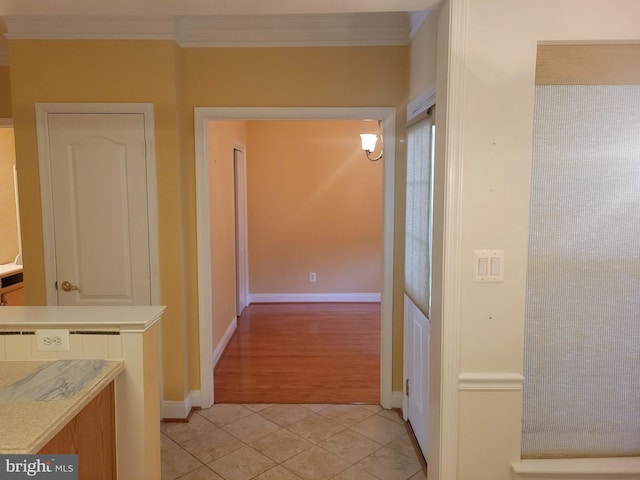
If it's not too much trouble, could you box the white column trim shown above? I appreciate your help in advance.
[194,107,214,408]
[438,0,468,478]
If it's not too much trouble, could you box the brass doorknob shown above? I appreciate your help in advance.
[60,281,79,292]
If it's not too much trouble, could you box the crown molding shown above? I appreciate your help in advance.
[3,16,175,40]
[409,10,430,38]
[177,13,411,47]
[0,0,441,17]
[3,13,413,46]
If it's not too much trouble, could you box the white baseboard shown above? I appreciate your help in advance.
[212,316,237,369]
[162,394,192,420]
[190,390,202,408]
[511,457,640,479]
[391,390,404,409]
[162,390,202,419]
[248,293,381,303]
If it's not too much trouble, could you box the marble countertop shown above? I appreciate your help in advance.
[0,359,124,453]
[0,306,165,332]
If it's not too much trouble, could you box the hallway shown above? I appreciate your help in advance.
[214,303,380,404]
[161,403,426,480]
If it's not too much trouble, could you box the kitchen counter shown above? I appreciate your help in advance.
[0,306,164,332]
[0,264,22,277]
[0,306,164,479]
[0,359,124,453]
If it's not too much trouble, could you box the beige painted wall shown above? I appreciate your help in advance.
[409,5,439,100]
[0,127,18,264]
[0,66,12,118]
[450,1,640,479]
[8,41,408,400]
[207,120,247,348]
[246,120,383,294]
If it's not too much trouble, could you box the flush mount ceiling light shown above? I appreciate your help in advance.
[360,120,383,162]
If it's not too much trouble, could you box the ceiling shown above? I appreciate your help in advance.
[0,0,440,16]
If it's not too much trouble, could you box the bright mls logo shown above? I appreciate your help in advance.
[0,455,77,479]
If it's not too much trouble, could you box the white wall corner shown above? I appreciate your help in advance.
[212,316,237,369]
[391,390,404,409]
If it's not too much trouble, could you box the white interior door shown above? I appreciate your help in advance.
[234,147,249,314]
[404,294,430,456]
[47,113,151,306]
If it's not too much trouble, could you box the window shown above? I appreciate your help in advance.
[522,85,640,458]
[404,114,435,317]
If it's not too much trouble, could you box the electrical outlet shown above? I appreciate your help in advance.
[35,329,71,352]
[309,272,317,283]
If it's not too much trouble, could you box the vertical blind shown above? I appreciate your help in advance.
[405,116,434,317]
[522,85,640,458]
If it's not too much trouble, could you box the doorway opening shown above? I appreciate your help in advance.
[195,107,396,409]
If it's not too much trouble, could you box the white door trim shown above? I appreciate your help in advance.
[35,102,161,306]
[194,106,396,409]
[233,145,249,315]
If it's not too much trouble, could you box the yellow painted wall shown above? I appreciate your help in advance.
[246,120,383,294]
[8,40,191,401]
[0,127,18,264]
[0,66,12,118]
[207,120,247,348]
[9,41,408,400]
[181,46,408,392]
[451,1,640,478]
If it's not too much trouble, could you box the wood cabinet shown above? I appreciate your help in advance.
[0,267,24,306]
[39,381,116,480]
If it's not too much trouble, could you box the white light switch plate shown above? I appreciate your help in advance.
[473,250,504,283]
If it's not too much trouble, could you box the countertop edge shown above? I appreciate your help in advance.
[1,360,125,454]
[0,306,166,332]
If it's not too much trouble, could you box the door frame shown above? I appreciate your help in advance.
[35,103,161,306]
[195,106,396,408]
[233,145,249,315]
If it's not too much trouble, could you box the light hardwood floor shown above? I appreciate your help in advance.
[214,303,381,404]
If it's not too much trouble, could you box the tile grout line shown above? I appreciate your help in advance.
[163,404,422,480]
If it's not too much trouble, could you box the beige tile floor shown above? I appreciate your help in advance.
[161,403,427,480]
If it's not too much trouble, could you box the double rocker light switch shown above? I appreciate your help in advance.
[473,250,504,283]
